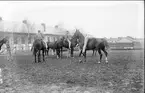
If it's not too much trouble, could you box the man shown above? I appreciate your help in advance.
[36,30,47,48]
[37,30,44,40]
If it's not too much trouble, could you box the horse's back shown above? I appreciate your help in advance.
[47,42,56,48]
[33,39,45,49]
[87,38,107,49]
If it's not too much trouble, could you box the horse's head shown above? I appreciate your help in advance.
[72,29,80,39]
[71,28,84,45]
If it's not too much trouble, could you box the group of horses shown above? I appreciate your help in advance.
[0,29,109,63]
[31,29,110,63]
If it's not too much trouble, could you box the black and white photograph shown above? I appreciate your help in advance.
[0,1,144,93]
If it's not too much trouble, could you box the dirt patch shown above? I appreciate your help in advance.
[0,50,144,93]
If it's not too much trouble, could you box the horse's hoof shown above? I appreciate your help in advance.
[98,61,101,63]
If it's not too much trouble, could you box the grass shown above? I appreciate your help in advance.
[0,50,144,93]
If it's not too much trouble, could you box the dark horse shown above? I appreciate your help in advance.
[46,37,64,58]
[72,29,109,63]
[31,39,46,63]
[0,37,8,51]
[61,36,78,58]
[46,41,56,56]
[46,36,78,58]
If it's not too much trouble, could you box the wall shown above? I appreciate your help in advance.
[0,31,63,51]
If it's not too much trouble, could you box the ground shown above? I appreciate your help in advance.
[0,50,144,93]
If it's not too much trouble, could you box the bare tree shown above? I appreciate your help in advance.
[22,19,31,50]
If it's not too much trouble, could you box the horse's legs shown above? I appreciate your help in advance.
[52,49,55,55]
[71,48,74,58]
[47,48,49,56]
[102,48,108,63]
[67,48,70,58]
[79,50,82,57]
[42,50,45,62]
[98,49,102,63]
[95,50,97,56]
[45,49,47,56]
[34,53,37,63]
[46,49,48,55]
[92,50,94,56]
[61,48,63,58]
[56,49,59,59]
[82,50,87,62]
[53,49,56,55]
[33,49,37,63]
[38,50,41,62]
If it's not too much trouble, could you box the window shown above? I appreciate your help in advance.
[14,37,18,44]
[47,37,50,42]
[21,37,25,44]
[28,36,31,44]
[53,37,55,41]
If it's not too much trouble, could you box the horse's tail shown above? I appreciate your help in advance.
[31,46,33,51]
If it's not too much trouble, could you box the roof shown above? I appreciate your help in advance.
[0,20,68,35]
[107,38,119,43]
[117,38,133,43]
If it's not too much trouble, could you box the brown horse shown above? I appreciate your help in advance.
[46,37,65,58]
[62,36,78,58]
[31,39,46,63]
[0,37,9,51]
[46,41,56,56]
[46,36,78,58]
[72,29,109,63]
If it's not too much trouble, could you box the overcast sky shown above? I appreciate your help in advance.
[0,1,144,38]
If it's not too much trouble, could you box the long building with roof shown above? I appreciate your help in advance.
[0,20,68,51]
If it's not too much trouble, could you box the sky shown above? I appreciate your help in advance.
[0,1,144,38]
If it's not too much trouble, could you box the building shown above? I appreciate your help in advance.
[107,37,143,50]
[0,20,67,51]
[115,38,134,49]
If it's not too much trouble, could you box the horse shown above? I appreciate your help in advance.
[71,29,109,63]
[46,36,78,58]
[31,39,47,63]
[46,37,65,58]
[61,36,78,58]
[0,37,9,51]
[0,37,13,61]
[46,41,56,56]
